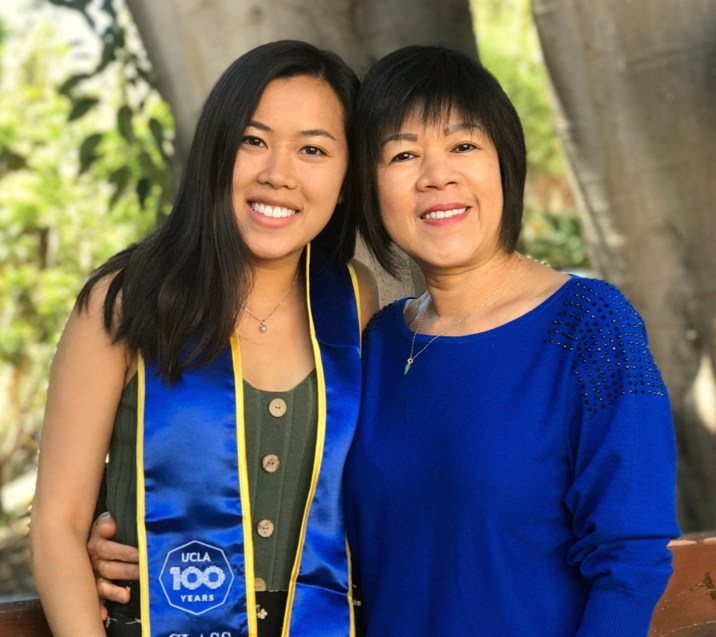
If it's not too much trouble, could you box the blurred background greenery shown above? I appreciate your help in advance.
[0,0,584,596]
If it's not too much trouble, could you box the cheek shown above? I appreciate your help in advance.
[376,173,407,227]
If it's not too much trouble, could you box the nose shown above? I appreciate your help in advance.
[416,152,459,191]
[258,148,298,190]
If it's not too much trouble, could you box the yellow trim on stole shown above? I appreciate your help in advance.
[281,245,361,637]
[231,333,259,637]
[346,263,360,636]
[282,244,327,636]
[136,356,151,637]
[347,262,361,343]
[346,538,357,637]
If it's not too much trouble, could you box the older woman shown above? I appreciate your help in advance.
[343,46,679,637]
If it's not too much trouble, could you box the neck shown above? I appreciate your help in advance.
[423,251,521,320]
[247,253,303,311]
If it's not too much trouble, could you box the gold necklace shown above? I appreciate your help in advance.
[241,270,300,334]
[404,254,523,375]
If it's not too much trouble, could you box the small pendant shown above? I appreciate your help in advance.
[259,321,268,333]
[404,358,413,375]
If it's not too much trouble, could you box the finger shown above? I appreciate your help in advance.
[91,512,117,539]
[99,601,108,622]
[89,537,139,564]
[95,558,140,581]
[97,577,132,604]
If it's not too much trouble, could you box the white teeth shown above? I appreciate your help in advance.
[423,207,467,220]
[250,202,298,218]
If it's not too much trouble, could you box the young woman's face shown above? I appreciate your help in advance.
[232,75,348,264]
[376,109,504,273]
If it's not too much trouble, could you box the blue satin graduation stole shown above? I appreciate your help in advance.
[136,246,362,637]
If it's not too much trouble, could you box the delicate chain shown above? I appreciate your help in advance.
[405,254,524,375]
[241,270,300,334]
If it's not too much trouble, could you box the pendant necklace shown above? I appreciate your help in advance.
[241,270,300,334]
[404,254,523,375]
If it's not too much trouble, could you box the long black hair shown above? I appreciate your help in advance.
[348,46,526,276]
[77,41,360,382]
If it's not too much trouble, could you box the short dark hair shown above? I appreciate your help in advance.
[78,41,359,382]
[349,46,526,275]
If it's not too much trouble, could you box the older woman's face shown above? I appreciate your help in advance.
[376,109,504,273]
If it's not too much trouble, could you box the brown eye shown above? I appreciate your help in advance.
[242,136,266,148]
[454,143,477,153]
[391,152,415,163]
[300,146,326,156]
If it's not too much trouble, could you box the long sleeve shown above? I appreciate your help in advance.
[564,294,680,637]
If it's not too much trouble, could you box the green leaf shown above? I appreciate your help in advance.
[108,167,131,208]
[136,67,156,87]
[0,148,28,177]
[114,28,125,49]
[149,118,165,150]
[96,40,117,73]
[68,97,99,121]
[137,178,151,208]
[117,106,134,141]
[78,133,103,175]
[58,73,91,97]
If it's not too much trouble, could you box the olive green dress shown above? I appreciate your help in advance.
[104,371,318,637]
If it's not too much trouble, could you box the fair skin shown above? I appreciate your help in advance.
[31,74,378,636]
[377,109,567,335]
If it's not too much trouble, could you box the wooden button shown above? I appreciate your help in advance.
[256,519,275,538]
[254,577,267,591]
[269,398,287,418]
[262,454,280,473]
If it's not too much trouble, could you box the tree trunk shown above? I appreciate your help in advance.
[532,0,716,531]
[125,0,477,304]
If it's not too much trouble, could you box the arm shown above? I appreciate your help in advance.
[350,258,380,331]
[566,300,680,637]
[31,282,130,637]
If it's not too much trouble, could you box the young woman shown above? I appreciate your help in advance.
[31,41,377,637]
[343,45,679,637]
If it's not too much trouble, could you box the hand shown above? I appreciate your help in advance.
[88,512,139,621]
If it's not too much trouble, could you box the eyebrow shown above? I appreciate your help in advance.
[444,122,484,135]
[246,120,337,141]
[300,128,337,141]
[381,132,418,146]
[381,122,484,146]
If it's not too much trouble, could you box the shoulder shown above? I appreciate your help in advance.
[365,297,411,336]
[72,273,134,371]
[349,258,380,331]
[560,277,647,334]
[557,277,668,416]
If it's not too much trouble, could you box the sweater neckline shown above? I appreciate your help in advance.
[395,275,579,343]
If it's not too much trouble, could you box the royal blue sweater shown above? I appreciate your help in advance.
[344,277,679,637]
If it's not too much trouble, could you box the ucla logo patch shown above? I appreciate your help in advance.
[159,541,234,616]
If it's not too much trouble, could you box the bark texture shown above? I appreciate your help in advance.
[125,0,477,304]
[532,0,716,530]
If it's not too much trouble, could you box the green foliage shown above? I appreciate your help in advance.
[0,7,174,493]
[472,0,587,270]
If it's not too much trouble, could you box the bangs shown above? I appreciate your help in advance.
[370,48,496,146]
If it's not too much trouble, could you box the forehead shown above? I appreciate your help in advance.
[252,76,346,133]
